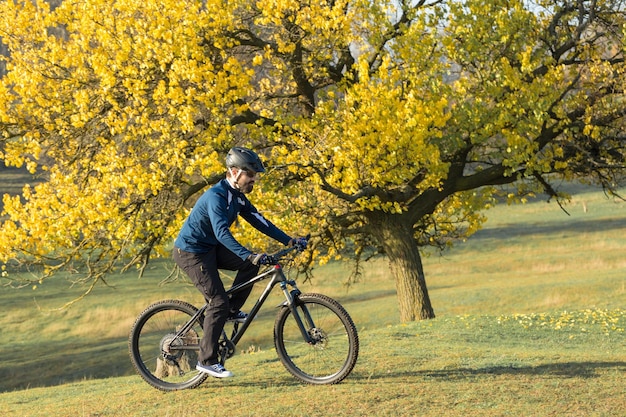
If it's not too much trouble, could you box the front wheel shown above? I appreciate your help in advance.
[128,300,208,391]
[274,293,359,384]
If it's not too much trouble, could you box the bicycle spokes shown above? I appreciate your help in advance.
[274,293,359,385]
[129,300,207,391]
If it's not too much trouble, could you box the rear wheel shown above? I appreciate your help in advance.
[274,293,359,384]
[129,300,207,391]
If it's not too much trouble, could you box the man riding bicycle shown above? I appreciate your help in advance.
[173,147,306,378]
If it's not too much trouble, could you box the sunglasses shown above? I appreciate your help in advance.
[241,169,259,178]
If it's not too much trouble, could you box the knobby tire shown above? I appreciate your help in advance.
[273,293,359,384]
[128,300,208,391]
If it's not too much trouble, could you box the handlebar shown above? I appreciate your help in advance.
[265,234,310,265]
[271,245,299,260]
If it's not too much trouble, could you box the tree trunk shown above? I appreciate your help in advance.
[370,214,435,321]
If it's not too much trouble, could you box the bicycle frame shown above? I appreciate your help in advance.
[170,259,313,357]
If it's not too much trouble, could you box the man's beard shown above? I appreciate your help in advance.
[240,182,254,194]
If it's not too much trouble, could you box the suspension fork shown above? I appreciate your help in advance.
[279,279,315,344]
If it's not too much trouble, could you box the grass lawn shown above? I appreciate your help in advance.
[1,173,624,416]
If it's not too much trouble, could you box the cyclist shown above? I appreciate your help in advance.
[173,146,306,378]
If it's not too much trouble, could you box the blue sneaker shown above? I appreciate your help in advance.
[196,362,233,378]
[227,310,248,323]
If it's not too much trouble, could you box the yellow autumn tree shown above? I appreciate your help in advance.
[1,0,625,320]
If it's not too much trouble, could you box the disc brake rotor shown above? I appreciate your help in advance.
[308,327,328,349]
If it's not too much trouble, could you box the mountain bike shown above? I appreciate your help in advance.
[128,244,359,391]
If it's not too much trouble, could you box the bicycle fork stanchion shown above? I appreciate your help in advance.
[279,280,314,344]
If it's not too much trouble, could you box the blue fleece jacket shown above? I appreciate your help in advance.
[174,179,292,260]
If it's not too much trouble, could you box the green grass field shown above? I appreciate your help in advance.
[1,179,625,416]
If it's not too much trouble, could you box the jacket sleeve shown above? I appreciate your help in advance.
[240,201,292,247]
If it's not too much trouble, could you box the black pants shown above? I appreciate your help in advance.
[173,246,259,365]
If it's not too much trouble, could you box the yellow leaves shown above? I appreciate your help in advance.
[356,197,405,214]
[0,0,50,45]
[252,54,264,66]
[498,309,626,336]
[583,124,602,140]
[2,136,42,174]
[296,50,451,196]
[0,149,184,264]
[1,0,623,283]
[0,82,14,125]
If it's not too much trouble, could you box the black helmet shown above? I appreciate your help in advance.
[225,147,266,173]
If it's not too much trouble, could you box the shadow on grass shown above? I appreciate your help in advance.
[6,357,624,393]
[0,338,134,393]
[180,361,626,392]
[472,218,625,241]
[355,361,626,382]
